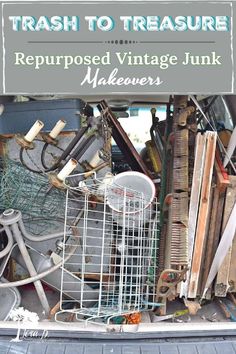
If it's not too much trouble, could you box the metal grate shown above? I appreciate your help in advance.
[57,174,159,323]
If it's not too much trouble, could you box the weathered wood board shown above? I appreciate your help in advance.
[229,231,236,292]
[180,133,206,298]
[215,176,236,296]
[201,153,229,298]
[188,132,217,298]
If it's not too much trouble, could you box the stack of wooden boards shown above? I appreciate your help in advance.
[180,131,236,300]
[155,95,236,310]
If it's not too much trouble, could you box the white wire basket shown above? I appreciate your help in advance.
[57,173,160,324]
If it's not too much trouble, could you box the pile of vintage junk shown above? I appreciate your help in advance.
[0,94,235,325]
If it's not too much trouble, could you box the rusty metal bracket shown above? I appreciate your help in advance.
[156,268,187,298]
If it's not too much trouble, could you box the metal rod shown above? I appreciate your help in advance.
[71,134,97,161]
[10,223,50,314]
[19,147,43,174]
[56,126,89,165]
[41,143,50,170]
[18,218,64,241]
[0,226,13,259]
[196,95,218,125]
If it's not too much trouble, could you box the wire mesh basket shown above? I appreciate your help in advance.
[57,173,160,324]
[0,157,66,236]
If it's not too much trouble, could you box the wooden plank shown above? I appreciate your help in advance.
[198,185,214,297]
[229,232,236,292]
[188,132,217,298]
[215,149,230,193]
[180,133,206,298]
[201,187,220,299]
[200,157,229,298]
[203,191,225,299]
[215,176,236,296]
[202,200,236,297]
[202,189,226,300]
[212,192,226,261]
[223,125,236,168]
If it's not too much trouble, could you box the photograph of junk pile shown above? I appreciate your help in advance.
[0,94,235,326]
